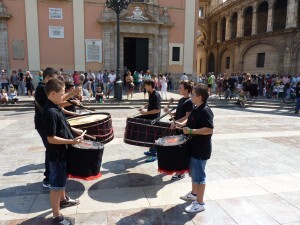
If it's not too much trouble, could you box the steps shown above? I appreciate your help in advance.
[0,98,294,112]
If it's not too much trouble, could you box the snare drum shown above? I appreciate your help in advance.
[67,113,114,144]
[124,116,176,147]
[155,135,190,174]
[68,140,104,180]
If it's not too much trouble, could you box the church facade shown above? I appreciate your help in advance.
[197,0,300,75]
[0,0,198,75]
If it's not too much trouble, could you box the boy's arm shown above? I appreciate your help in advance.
[47,135,83,145]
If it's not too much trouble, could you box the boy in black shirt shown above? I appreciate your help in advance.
[43,78,84,225]
[179,84,214,213]
[139,79,161,162]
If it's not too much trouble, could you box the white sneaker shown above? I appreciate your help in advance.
[180,192,197,201]
[185,201,205,213]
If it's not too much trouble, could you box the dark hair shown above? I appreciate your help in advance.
[65,82,75,91]
[179,80,194,93]
[43,67,58,80]
[193,84,209,102]
[144,79,155,88]
[45,78,65,96]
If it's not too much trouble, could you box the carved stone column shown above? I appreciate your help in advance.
[267,3,274,32]
[237,10,243,38]
[217,19,221,43]
[251,8,257,35]
[225,14,231,40]
[0,2,10,70]
[286,0,298,28]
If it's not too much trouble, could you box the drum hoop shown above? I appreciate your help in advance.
[129,117,170,126]
[97,133,114,143]
[72,119,112,129]
[127,120,172,129]
[68,114,111,126]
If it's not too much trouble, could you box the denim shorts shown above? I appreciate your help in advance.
[49,161,67,191]
[190,157,207,185]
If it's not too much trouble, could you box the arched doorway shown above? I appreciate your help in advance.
[244,7,253,36]
[257,1,268,34]
[208,53,215,73]
[273,0,287,31]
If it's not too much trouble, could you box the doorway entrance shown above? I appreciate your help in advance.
[124,37,149,74]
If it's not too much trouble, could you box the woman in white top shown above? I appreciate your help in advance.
[82,78,92,102]
[159,74,168,100]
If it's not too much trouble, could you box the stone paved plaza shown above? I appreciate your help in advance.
[0,100,300,224]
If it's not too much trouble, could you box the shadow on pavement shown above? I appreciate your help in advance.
[114,205,195,225]
[0,180,84,214]
[3,163,44,176]
[101,156,147,174]
[88,173,173,202]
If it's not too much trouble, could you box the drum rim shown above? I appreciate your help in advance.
[126,120,173,129]
[155,135,187,146]
[67,113,111,126]
[127,117,172,126]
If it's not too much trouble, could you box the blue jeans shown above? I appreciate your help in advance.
[49,161,67,191]
[190,157,207,185]
[296,98,300,111]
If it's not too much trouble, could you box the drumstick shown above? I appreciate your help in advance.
[84,133,97,140]
[79,130,87,138]
[132,104,148,117]
[67,99,96,112]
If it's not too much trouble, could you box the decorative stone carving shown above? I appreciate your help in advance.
[126,6,149,21]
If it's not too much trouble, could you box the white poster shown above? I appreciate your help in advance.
[49,26,64,39]
[85,39,102,62]
[49,8,63,19]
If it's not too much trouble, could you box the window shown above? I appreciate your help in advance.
[256,53,265,67]
[172,47,180,62]
[169,43,183,65]
[199,7,204,18]
[226,57,230,69]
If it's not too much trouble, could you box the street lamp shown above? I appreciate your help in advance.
[106,0,132,100]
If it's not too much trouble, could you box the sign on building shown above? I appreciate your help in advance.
[12,40,25,60]
[85,39,102,63]
[49,8,63,19]
[49,26,64,39]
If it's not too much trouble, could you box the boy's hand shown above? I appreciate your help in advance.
[72,136,84,144]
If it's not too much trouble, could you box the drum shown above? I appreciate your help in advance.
[124,116,176,147]
[155,135,190,174]
[68,140,104,180]
[67,113,114,144]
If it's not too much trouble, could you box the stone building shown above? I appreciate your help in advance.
[0,0,199,76]
[197,0,300,75]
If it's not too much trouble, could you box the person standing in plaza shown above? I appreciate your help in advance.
[1,69,9,91]
[87,70,95,97]
[102,69,109,95]
[107,70,116,99]
[159,74,168,100]
[25,71,34,98]
[10,70,19,92]
[43,78,82,225]
[96,70,104,90]
[17,69,26,95]
[126,71,134,100]
[139,79,161,162]
[143,70,152,99]
[180,84,214,213]
[180,72,188,81]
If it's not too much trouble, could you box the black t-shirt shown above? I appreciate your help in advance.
[64,97,76,117]
[145,90,161,120]
[296,86,300,98]
[43,100,74,162]
[34,82,48,129]
[186,103,214,160]
[175,97,193,120]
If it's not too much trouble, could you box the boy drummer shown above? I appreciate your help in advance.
[43,78,84,225]
[138,79,161,162]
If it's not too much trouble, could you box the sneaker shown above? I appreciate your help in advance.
[42,180,51,188]
[171,173,185,180]
[145,156,157,162]
[144,151,156,156]
[180,192,197,201]
[185,201,205,213]
[52,214,71,225]
[60,195,80,208]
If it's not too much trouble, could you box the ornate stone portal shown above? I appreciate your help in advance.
[0,2,10,70]
[98,2,172,74]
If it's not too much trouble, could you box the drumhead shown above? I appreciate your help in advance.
[73,140,104,150]
[68,114,108,126]
[155,135,186,146]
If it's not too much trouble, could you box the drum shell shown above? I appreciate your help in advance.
[124,116,176,147]
[67,146,104,177]
[156,143,190,174]
[67,113,114,144]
